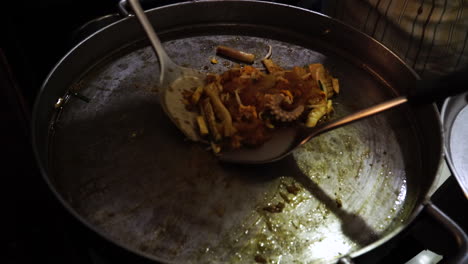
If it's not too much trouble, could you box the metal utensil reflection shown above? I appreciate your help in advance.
[220,97,408,164]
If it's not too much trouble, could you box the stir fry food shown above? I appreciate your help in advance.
[184,58,339,153]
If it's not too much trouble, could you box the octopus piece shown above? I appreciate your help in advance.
[265,93,305,122]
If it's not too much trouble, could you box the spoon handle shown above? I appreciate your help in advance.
[127,0,175,84]
[302,97,408,144]
[304,68,468,144]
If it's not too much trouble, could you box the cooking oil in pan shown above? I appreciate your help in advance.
[190,114,408,264]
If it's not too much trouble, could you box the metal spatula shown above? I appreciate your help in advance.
[128,0,205,141]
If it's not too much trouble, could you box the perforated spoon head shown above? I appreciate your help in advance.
[128,0,204,141]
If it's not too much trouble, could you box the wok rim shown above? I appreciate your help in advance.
[30,0,444,263]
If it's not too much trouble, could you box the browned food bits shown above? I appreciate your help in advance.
[185,58,339,154]
[263,202,285,213]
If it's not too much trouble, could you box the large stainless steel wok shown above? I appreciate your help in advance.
[32,1,467,263]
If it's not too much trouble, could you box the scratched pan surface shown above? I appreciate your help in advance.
[33,1,443,263]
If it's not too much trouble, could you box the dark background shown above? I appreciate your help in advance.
[1,1,466,264]
[1,1,118,263]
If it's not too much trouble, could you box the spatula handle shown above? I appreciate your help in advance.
[127,0,176,85]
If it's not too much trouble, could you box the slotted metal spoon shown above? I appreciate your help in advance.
[128,0,205,141]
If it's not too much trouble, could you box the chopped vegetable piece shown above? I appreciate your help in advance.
[201,98,221,141]
[262,59,283,73]
[306,103,327,128]
[204,83,236,137]
[216,45,255,64]
[191,86,204,104]
[327,99,333,114]
[332,78,340,93]
[196,115,209,136]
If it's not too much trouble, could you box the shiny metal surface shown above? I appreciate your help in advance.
[31,1,445,263]
[441,92,468,199]
[220,96,409,164]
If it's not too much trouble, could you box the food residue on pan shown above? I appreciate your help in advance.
[216,45,256,64]
[210,57,219,64]
[262,202,285,213]
[185,45,340,153]
[254,254,267,263]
